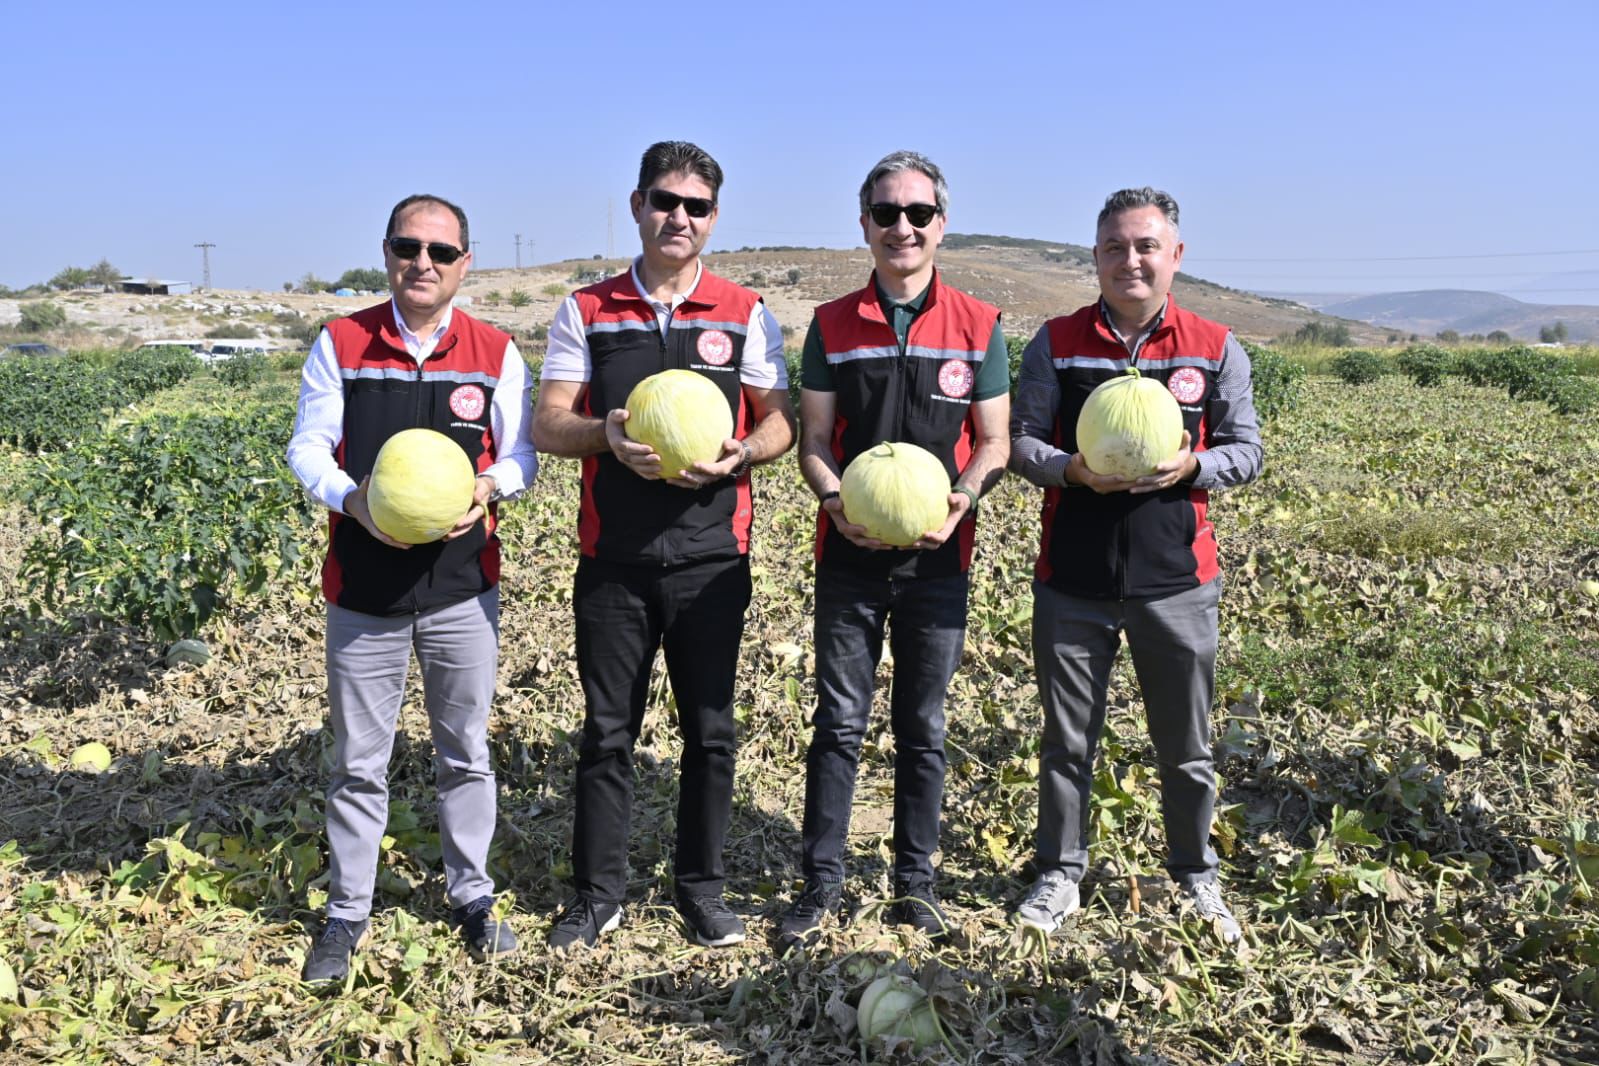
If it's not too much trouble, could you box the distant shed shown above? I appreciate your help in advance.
[119,278,193,295]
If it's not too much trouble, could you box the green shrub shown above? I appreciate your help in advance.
[540,283,567,298]
[1241,341,1307,423]
[1453,348,1500,387]
[335,267,387,291]
[0,347,200,451]
[1396,344,1452,387]
[19,403,316,639]
[1330,349,1388,385]
[1532,374,1599,415]
[508,290,531,308]
[1005,334,1027,384]
[215,352,269,388]
[19,301,67,333]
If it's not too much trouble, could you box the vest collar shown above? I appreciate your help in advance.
[857,267,943,325]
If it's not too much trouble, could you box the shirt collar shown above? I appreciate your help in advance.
[629,256,703,313]
[390,298,453,350]
[1098,295,1168,347]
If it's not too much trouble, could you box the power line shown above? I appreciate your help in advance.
[1190,248,1599,264]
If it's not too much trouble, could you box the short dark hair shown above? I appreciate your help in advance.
[1096,187,1179,236]
[858,150,950,216]
[637,141,724,200]
[387,194,470,251]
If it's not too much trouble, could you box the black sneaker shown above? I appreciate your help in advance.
[301,915,369,985]
[676,892,746,947]
[888,882,949,941]
[777,879,843,952]
[547,895,622,953]
[452,895,518,960]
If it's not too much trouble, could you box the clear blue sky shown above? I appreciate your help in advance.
[10,0,1599,305]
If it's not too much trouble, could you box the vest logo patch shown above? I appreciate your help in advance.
[938,358,974,398]
[1168,367,1206,404]
[697,330,733,366]
[449,384,487,421]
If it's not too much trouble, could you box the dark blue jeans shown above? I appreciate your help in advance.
[800,564,969,887]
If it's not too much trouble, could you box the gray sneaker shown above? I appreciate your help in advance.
[1180,881,1242,944]
[1013,872,1080,934]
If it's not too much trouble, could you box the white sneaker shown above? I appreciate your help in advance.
[1181,881,1242,944]
[1013,871,1081,934]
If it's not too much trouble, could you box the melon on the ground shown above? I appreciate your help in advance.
[367,429,475,544]
[857,974,940,1047]
[624,370,733,480]
[69,741,112,773]
[839,442,950,547]
[1076,368,1183,478]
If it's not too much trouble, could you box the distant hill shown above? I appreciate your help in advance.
[1272,289,1599,342]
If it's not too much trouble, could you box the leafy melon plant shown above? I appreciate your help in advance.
[19,401,316,639]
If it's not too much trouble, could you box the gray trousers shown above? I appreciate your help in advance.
[1031,578,1221,886]
[324,587,499,920]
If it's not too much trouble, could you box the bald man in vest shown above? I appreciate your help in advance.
[780,150,1010,950]
[1008,187,1263,944]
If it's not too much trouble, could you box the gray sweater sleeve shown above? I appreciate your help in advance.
[1007,327,1072,487]
[1192,334,1264,490]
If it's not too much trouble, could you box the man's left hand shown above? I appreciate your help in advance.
[913,489,974,550]
[1129,431,1196,494]
[670,438,744,490]
[443,475,496,540]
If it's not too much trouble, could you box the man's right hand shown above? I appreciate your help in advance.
[604,408,665,479]
[1066,451,1140,495]
[343,477,410,549]
[823,494,889,550]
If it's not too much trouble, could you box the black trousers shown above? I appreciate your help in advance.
[569,553,751,904]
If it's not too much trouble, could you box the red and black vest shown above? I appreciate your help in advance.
[321,303,509,616]
[1035,298,1231,599]
[812,271,1001,579]
[572,269,764,565]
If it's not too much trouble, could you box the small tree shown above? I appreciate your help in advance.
[508,290,531,308]
[19,301,67,333]
[335,267,387,291]
[1292,319,1353,347]
[1539,321,1568,343]
[49,266,92,290]
[786,268,802,285]
[1435,329,1460,344]
[87,259,122,287]
[1487,330,1512,344]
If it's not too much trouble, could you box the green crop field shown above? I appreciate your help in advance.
[0,350,1596,1064]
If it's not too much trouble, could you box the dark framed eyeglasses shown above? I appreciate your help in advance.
[868,202,940,228]
[385,237,466,265]
[644,188,716,218]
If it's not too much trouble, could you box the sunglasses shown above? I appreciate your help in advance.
[385,237,466,265]
[868,202,940,228]
[644,188,716,218]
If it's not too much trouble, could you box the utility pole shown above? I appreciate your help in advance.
[525,237,534,268]
[194,242,215,290]
[514,233,522,270]
[471,240,481,259]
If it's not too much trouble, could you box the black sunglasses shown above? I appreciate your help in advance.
[868,202,940,228]
[386,237,466,265]
[644,188,716,218]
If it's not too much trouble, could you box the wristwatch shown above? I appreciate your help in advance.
[954,484,980,515]
[731,440,754,479]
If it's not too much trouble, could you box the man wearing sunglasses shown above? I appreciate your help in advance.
[533,141,796,952]
[1007,187,1262,945]
[780,150,1010,950]
[287,193,538,985]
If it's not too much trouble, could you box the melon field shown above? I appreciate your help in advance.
[0,345,1596,1064]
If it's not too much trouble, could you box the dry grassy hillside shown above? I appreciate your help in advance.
[2,238,1386,354]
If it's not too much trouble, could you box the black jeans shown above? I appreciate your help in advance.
[570,554,751,904]
[800,564,969,887]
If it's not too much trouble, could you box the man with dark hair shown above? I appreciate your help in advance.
[779,150,1010,950]
[1007,187,1262,944]
[534,141,795,951]
[287,193,537,984]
